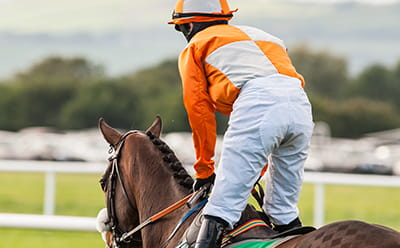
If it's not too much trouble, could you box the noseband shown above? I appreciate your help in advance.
[101,130,143,248]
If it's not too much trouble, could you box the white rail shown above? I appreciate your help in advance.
[0,160,105,216]
[303,172,400,227]
[0,213,96,231]
[0,159,105,173]
[0,160,399,230]
[0,160,104,231]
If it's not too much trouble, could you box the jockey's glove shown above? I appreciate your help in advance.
[193,173,216,193]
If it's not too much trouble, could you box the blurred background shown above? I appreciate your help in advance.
[0,0,399,246]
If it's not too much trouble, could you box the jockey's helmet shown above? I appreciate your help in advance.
[168,0,237,25]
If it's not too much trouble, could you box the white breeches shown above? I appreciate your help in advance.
[202,75,314,227]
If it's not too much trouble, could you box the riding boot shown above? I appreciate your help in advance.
[194,215,228,248]
[273,217,302,233]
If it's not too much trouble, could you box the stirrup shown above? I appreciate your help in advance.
[194,215,228,248]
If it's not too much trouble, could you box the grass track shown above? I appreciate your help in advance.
[0,172,399,247]
[299,184,400,228]
[0,228,104,247]
[0,172,104,216]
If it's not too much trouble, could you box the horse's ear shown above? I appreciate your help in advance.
[98,117,123,147]
[145,115,163,138]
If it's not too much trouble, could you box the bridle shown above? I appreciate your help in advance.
[100,130,204,248]
[100,130,143,248]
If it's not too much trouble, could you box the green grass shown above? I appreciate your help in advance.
[0,173,45,214]
[0,228,104,247]
[0,172,104,216]
[298,184,400,229]
[0,172,399,247]
[0,172,105,247]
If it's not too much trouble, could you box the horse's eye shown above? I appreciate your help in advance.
[99,178,107,191]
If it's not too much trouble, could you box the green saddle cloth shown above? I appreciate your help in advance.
[231,240,278,248]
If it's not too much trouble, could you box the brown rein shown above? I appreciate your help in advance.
[120,193,194,241]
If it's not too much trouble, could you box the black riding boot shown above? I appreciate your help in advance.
[273,217,302,233]
[194,215,228,248]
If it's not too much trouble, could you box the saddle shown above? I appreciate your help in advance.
[176,211,316,248]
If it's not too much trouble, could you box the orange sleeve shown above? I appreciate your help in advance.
[179,45,216,179]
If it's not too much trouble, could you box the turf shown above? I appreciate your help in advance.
[0,228,104,247]
[0,172,104,216]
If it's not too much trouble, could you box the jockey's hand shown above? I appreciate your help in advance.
[193,173,216,192]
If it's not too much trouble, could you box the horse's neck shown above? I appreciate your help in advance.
[134,159,192,247]
[137,179,189,218]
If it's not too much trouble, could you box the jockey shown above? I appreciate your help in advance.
[169,0,314,247]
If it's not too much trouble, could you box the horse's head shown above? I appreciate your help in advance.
[97,116,193,248]
[97,117,164,248]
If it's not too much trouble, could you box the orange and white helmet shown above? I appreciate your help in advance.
[168,0,237,25]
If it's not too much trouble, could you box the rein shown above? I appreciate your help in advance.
[120,193,194,242]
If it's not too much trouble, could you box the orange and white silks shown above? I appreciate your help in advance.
[178,24,305,179]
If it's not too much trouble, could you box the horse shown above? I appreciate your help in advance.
[97,116,400,248]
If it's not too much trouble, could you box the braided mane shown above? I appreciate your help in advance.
[146,131,194,190]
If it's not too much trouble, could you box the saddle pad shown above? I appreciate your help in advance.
[231,240,278,248]
[223,236,298,248]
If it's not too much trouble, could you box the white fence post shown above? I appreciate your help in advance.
[313,183,325,227]
[44,171,56,215]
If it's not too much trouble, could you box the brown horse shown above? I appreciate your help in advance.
[97,116,400,248]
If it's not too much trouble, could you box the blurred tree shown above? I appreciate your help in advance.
[16,56,105,84]
[289,45,349,99]
[0,56,106,130]
[122,59,188,132]
[311,96,400,138]
[392,60,400,109]
[392,60,400,81]
[8,81,75,129]
[0,84,15,130]
[308,93,333,124]
[349,61,400,112]
[59,79,143,129]
[352,64,391,99]
[336,98,400,138]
